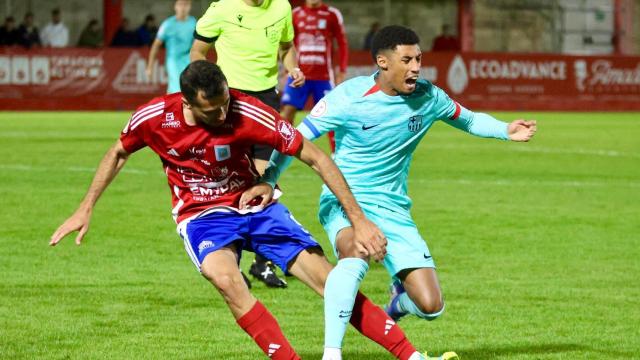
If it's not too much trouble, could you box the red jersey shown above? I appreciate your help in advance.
[119,91,303,224]
[292,4,348,81]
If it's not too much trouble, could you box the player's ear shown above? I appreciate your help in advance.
[376,54,388,71]
[181,97,191,109]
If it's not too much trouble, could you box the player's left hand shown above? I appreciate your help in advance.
[239,182,274,209]
[335,71,346,85]
[508,119,537,142]
[289,68,305,88]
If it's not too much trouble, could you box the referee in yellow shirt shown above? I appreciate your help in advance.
[190,0,304,288]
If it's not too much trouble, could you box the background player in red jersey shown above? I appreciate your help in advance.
[281,0,348,152]
[50,61,426,360]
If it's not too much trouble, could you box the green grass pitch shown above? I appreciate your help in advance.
[0,111,638,359]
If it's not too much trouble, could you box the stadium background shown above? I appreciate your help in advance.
[1,0,639,359]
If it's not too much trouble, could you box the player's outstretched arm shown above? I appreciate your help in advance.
[295,138,387,260]
[50,140,130,246]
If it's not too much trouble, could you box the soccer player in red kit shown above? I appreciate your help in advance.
[50,61,428,360]
[281,0,348,152]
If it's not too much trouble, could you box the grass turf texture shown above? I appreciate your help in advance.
[0,111,638,359]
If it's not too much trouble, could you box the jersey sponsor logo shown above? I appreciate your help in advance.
[408,115,423,132]
[162,112,181,128]
[198,240,215,254]
[188,147,206,157]
[310,99,327,117]
[214,145,231,161]
[361,124,380,131]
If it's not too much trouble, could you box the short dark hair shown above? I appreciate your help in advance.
[371,25,420,60]
[180,60,228,104]
[52,8,61,16]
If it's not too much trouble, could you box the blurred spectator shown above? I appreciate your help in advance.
[137,14,158,46]
[0,16,21,46]
[111,18,141,47]
[41,8,69,47]
[18,12,41,48]
[77,19,103,48]
[362,21,379,50]
[431,24,459,51]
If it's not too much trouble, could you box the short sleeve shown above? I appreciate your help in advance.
[233,96,303,155]
[119,103,159,153]
[301,86,349,138]
[430,83,460,121]
[194,3,221,43]
[280,5,294,42]
[156,19,170,42]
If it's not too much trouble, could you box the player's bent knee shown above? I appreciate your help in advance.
[415,301,445,321]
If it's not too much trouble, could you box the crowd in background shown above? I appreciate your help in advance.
[0,8,160,49]
[0,7,459,52]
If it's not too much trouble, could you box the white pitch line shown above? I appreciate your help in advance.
[428,144,640,159]
[0,164,156,175]
[1,164,637,188]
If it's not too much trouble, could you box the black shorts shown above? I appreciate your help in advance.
[233,87,280,161]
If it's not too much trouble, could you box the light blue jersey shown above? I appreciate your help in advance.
[157,15,196,93]
[266,73,510,214]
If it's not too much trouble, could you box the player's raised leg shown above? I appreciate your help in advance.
[387,268,445,321]
[199,244,300,360]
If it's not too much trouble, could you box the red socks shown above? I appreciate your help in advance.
[236,301,300,360]
[350,292,418,360]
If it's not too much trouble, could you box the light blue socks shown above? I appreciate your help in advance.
[324,257,369,348]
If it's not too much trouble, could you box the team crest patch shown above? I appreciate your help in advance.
[408,115,423,132]
[278,121,296,142]
[214,145,231,161]
[310,100,327,117]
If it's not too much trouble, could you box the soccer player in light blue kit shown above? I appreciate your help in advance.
[242,26,537,360]
[146,0,196,93]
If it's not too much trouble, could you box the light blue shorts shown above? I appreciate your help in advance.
[318,197,435,278]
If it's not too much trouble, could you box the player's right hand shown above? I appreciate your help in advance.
[239,182,274,209]
[289,68,305,88]
[353,219,387,262]
[50,209,92,246]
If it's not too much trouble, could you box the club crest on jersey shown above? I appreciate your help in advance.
[214,145,231,161]
[408,115,423,132]
[318,19,327,29]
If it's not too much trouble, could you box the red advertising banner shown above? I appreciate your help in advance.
[1,48,639,111]
[348,51,640,111]
[0,48,167,111]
